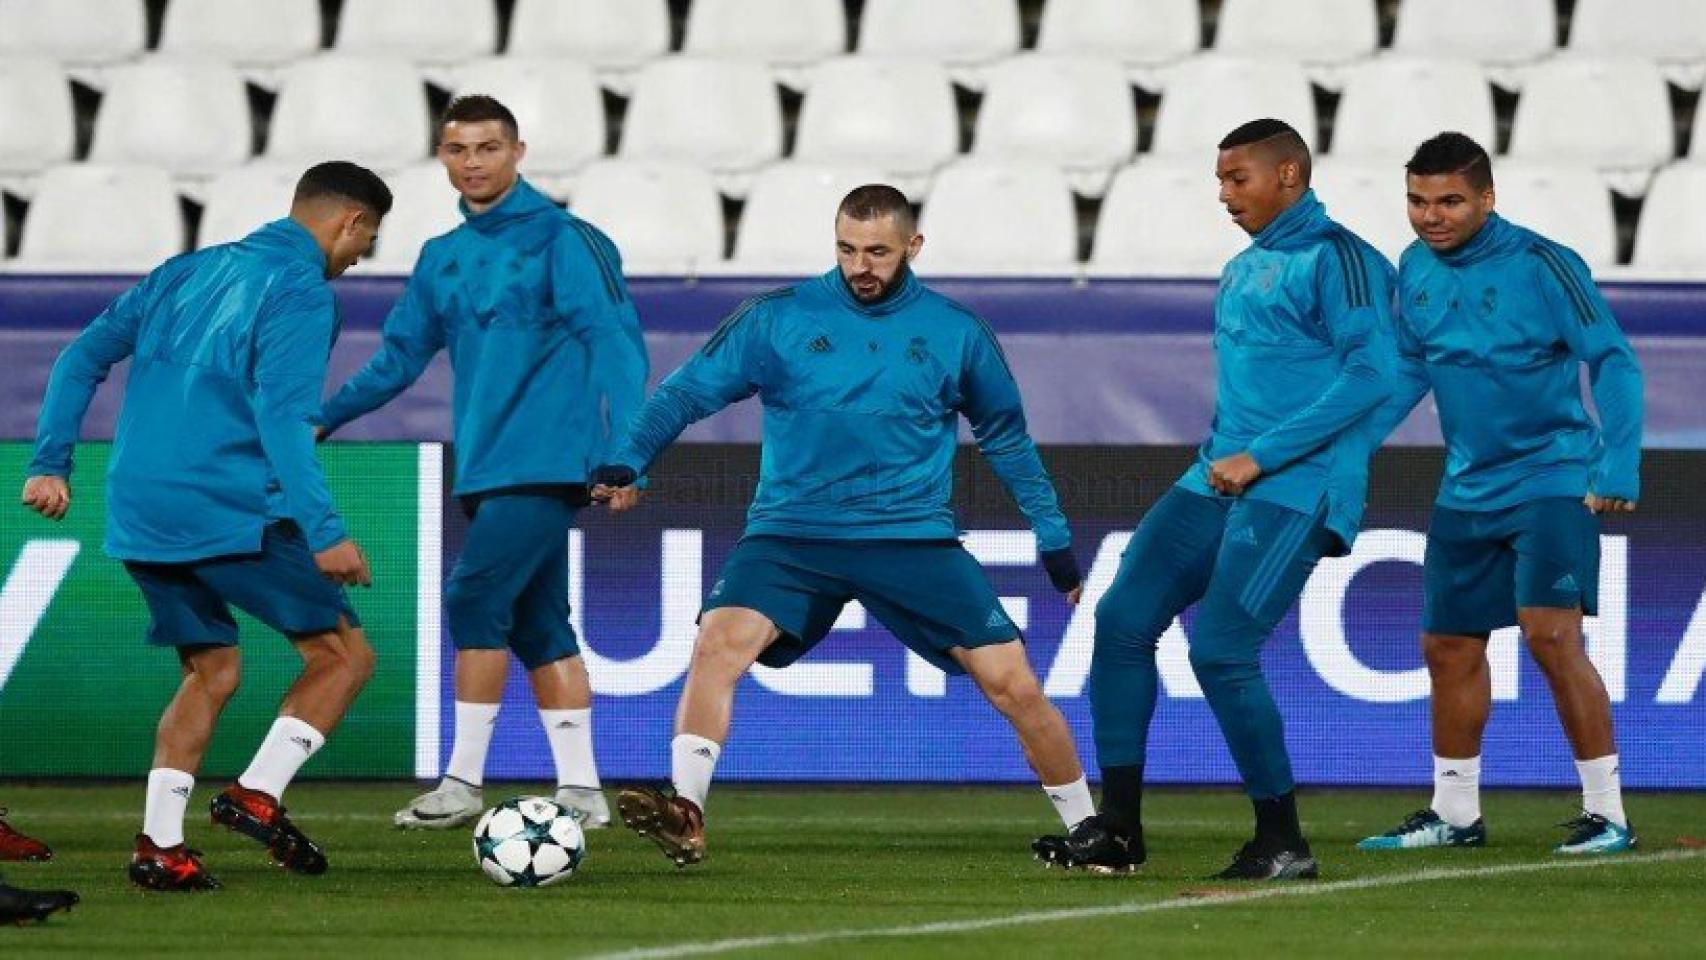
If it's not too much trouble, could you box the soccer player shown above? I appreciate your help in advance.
[1356,133,1642,855]
[22,161,392,890]
[315,96,648,830]
[591,184,1092,868]
[1033,119,1398,879]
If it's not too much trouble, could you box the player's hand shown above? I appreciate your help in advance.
[313,425,329,443]
[1040,546,1082,601]
[1585,494,1636,514]
[21,475,71,521]
[1208,452,1262,496]
[604,486,643,513]
[315,539,372,587]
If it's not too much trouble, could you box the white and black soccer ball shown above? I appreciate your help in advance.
[472,796,586,887]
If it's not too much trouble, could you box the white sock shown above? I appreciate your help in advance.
[1430,755,1482,828]
[143,768,195,848]
[237,716,325,800]
[1044,776,1095,829]
[540,707,601,790]
[1576,754,1627,828]
[444,701,500,788]
[671,733,721,812]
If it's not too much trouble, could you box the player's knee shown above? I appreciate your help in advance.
[691,623,762,680]
[1423,634,1483,678]
[1093,594,1168,653]
[342,629,378,686]
[1187,644,1258,686]
[194,656,242,703]
[983,668,1045,718]
[1521,620,1582,669]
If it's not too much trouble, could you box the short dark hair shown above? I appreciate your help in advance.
[1218,118,1312,184]
[440,94,519,141]
[837,184,915,232]
[293,161,392,217]
[1406,132,1494,192]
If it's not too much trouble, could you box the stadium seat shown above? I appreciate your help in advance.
[1149,56,1318,157]
[452,59,605,179]
[1508,57,1675,188]
[1331,57,1495,166]
[15,165,184,270]
[1494,163,1619,269]
[364,163,464,270]
[266,56,432,170]
[1632,163,1706,271]
[0,0,145,68]
[1570,0,1706,87]
[568,160,724,273]
[1090,160,1249,273]
[972,55,1136,195]
[619,58,782,192]
[1215,0,1378,72]
[197,164,303,248]
[334,0,497,67]
[1392,0,1556,69]
[793,57,958,193]
[90,59,253,178]
[1036,0,1200,72]
[683,0,847,75]
[1311,160,1412,264]
[857,0,1020,83]
[507,0,669,87]
[918,161,1077,272]
[0,58,75,180]
[730,162,888,273]
[159,0,321,71]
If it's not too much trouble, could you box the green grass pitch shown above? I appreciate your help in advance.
[3,783,1704,958]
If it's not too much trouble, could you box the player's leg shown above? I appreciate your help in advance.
[1190,499,1336,880]
[123,560,239,891]
[951,639,1089,809]
[1360,506,1509,850]
[1511,499,1632,854]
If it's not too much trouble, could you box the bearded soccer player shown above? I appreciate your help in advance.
[316,96,648,830]
[1034,119,1398,880]
[591,184,1091,867]
[23,162,391,890]
[1356,133,1642,855]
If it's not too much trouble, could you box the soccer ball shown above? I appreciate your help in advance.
[472,796,586,887]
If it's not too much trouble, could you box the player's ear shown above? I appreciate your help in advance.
[906,232,924,260]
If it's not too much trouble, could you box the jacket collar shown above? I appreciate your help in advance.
[1435,212,1521,267]
[460,176,557,233]
[249,218,328,275]
[818,264,924,317]
[1251,189,1328,251]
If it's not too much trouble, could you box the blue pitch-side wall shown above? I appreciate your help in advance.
[4,276,1704,788]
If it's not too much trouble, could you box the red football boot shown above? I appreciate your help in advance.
[0,809,52,862]
[210,784,328,875]
[128,834,220,891]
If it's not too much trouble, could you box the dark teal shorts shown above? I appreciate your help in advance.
[124,521,359,648]
[1423,497,1600,635]
[702,536,1020,675]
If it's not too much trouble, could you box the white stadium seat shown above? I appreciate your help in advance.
[1570,0,1706,87]
[858,0,1020,82]
[793,58,958,192]
[364,163,464,270]
[569,161,724,273]
[0,58,75,178]
[1392,0,1556,69]
[90,59,253,177]
[160,0,321,70]
[0,0,145,68]
[453,59,605,179]
[919,161,1077,272]
[731,162,888,273]
[198,164,303,248]
[1090,160,1248,273]
[1508,57,1675,186]
[619,58,782,189]
[507,0,668,77]
[1632,164,1706,271]
[16,165,183,270]
[334,0,497,66]
[972,55,1136,195]
[1036,0,1200,70]
[1149,56,1317,157]
[1495,163,1619,269]
[1331,57,1495,166]
[1311,160,1412,264]
[683,0,847,69]
[1215,0,1378,68]
[266,57,432,170]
